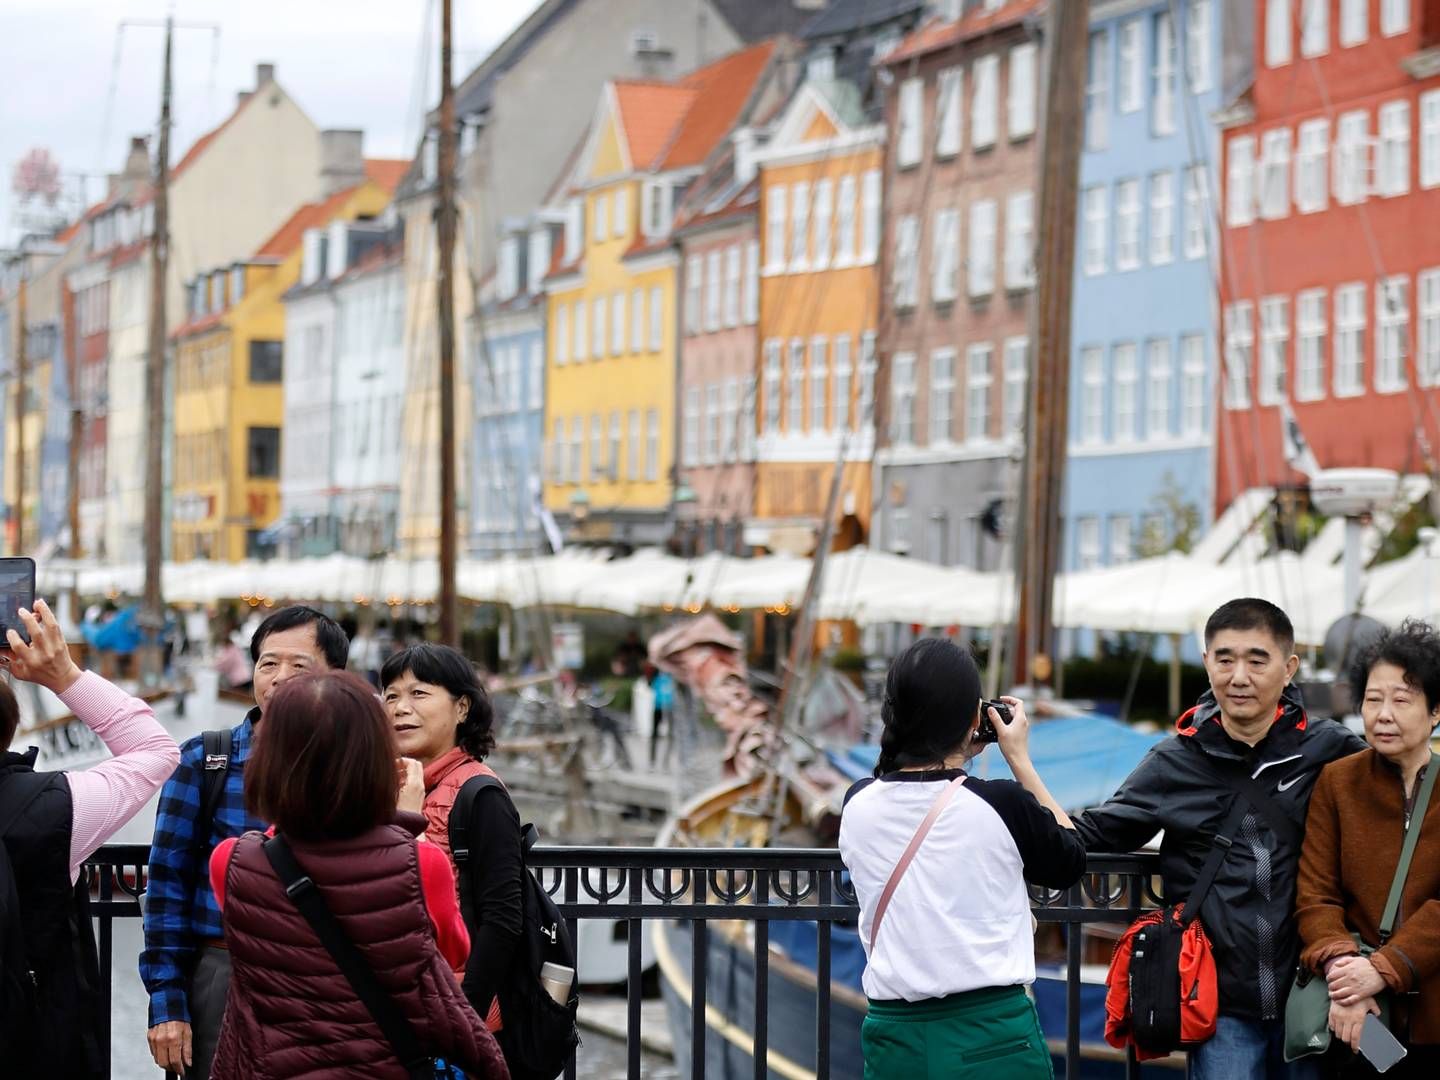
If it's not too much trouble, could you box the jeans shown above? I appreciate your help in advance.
[1191,1016,1324,1080]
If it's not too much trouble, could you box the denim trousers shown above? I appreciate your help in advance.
[1190,1016,1323,1080]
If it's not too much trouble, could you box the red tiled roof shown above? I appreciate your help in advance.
[885,0,1042,65]
[612,83,699,170]
[254,185,358,259]
[171,311,226,341]
[109,239,149,270]
[364,158,410,194]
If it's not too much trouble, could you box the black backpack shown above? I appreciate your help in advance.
[450,775,579,1080]
[0,769,53,1076]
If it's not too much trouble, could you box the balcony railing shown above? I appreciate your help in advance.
[87,844,1167,1080]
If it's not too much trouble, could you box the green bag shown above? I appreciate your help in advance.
[1283,754,1437,1062]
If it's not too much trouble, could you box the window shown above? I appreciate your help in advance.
[787,339,805,432]
[551,420,565,483]
[932,208,960,303]
[1084,185,1108,274]
[1224,304,1254,408]
[1077,518,1102,571]
[1003,337,1028,433]
[1005,192,1035,288]
[608,411,622,477]
[1297,288,1328,400]
[1419,269,1440,386]
[613,187,628,239]
[1149,172,1175,265]
[969,199,997,296]
[1183,165,1209,258]
[721,245,741,327]
[1081,346,1105,443]
[631,288,645,353]
[247,427,281,478]
[898,77,924,167]
[834,335,852,430]
[590,414,605,480]
[1296,118,1330,212]
[1115,179,1141,270]
[1119,19,1143,113]
[642,179,673,238]
[645,409,659,481]
[1377,101,1410,198]
[1302,0,1329,56]
[966,344,994,443]
[1113,343,1138,441]
[1153,12,1177,136]
[497,237,520,300]
[1086,31,1110,151]
[685,255,702,334]
[1422,90,1440,189]
[705,250,722,332]
[628,410,641,479]
[592,296,606,359]
[811,339,829,432]
[1335,111,1370,206]
[1334,283,1366,396]
[593,193,608,242]
[1186,0,1213,92]
[556,302,570,364]
[1341,0,1368,45]
[790,182,811,271]
[930,348,956,443]
[570,415,583,483]
[528,229,549,294]
[1009,42,1037,139]
[611,292,625,356]
[763,340,782,433]
[1376,276,1409,392]
[765,186,786,273]
[812,180,833,271]
[861,169,882,263]
[528,340,543,409]
[1181,335,1206,436]
[740,377,757,460]
[722,379,740,462]
[1260,128,1292,219]
[743,241,760,323]
[1382,0,1409,36]
[836,175,858,265]
[1259,296,1290,405]
[249,340,283,383]
[1146,339,1173,438]
[936,68,963,157]
[1267,0,1293,67]
[894,215,921,309]
[860,333,878,426]
[1228,135,1256,224]
[564,198,583,261]
[973,54,1000,149]
[704,385,721,464]
[649,286,662,350]
[891,352,916,445]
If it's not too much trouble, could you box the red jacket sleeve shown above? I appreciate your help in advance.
[209,837,239,911]
[418,840,471,973]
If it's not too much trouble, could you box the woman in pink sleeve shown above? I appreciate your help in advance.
[0,599,181,1078]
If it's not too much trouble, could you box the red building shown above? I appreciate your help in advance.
[1216,0,1440,510]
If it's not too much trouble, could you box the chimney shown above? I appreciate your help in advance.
[255,62,276,87]
[236,90,253,108]
[635,46,675,80]
[732,127,758,186]
[319,129,365,195]
[113,136,151,198]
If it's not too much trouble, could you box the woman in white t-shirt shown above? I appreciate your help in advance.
[839,637,1084,1079]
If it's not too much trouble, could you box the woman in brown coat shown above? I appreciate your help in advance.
[1296,620,1440,1077]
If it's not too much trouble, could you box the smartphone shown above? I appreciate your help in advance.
[0,557,36,647]
[1359,1013,1408,1073]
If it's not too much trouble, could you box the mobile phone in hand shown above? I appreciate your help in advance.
[0,557,35,647]
[1359,1013,1407,1073]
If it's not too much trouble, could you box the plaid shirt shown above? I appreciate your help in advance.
[140,710,264,1026]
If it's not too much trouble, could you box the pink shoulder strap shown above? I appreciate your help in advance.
[869,774,967,948]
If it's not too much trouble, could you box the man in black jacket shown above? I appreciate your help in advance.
[1074,598,1365,1079]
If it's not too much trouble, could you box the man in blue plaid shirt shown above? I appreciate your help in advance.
[141,606,348,1079]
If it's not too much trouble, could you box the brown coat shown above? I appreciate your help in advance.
[1296,749,1440,1043]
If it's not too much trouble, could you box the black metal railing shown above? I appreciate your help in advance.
[86,845,1167,1080]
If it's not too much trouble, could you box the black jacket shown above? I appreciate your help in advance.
[1073,688,1365,1022]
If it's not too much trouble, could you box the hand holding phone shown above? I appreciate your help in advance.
[3,599,82,695]
[0,557,35,648]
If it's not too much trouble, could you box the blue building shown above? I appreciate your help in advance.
[1065,0,1225,575]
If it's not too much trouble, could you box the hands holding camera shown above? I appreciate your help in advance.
[977,695,1075,830]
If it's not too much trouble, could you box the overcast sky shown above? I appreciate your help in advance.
[1,0,541,241]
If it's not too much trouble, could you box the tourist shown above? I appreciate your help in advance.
[381,644,523,1031]
[1073,598,1365,1078]
[0,600,180,1078]
[838,637,1084,1079]
[1295,620,1440,1076]
[206,671,508,1079]
[143,605,349,1080]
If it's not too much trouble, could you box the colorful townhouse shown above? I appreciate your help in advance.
[1066,0,1224,571]
[170,147,402,562]
[541,41,785,546]
[872,2,1041,569]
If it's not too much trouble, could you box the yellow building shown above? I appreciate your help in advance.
[171,164,403,561]
[751,79,884,555]
[543,42,784,545]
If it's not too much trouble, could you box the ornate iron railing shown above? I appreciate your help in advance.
[86,845,1168,1080]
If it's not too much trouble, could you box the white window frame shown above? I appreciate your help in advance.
[1146,338,1173,440]
[894,215,921,310]
[1149,172,1175,265]
[930,347,956,444]
[1301,0,1329,57]
[812,179,834,272]
[1259,296,1290,406]
[1376,275,1409,393]
[1186,0,1213,93]
[1008,42,1038,140]
[1153,11,1177,136]
[1077,517,1102,572]
[1110,516,1134,565]
[1418,268,1440,387]
[1297,288,1328,401]
[1260,128,1293,219]
[968,198,997,297]
[1334,283,1366,397]
[645,409,659,482]
[592,296,606,359]
[1113,342,1139,442]
[1296,118,1330,212]
[833,335,853,431]
[810,337,829,433]
[631,287,645,353]
[593,192,608,242]
[1224,303,1254,409]
[723,245,742,328]
[898,77,924,167]
[787,338,805,432]
[1340,0,1368,46]
[1181,334,1206,436]
[740,377,757,461]
[1228,135,1257,225]
[765,186,787,273]
[860,333,878,427]
[613,187,629,239]
[1003,336,1028,434]
[628,409,641,480]
[973,54,1000,149]
[705,249,722,332]
[1115,179,1141,271]
[1119,19,1143,114]
[936,67,964,157]
[1086,30,1110,151]
[1084,185,1109,275]
[1335,110,1371,206]
[704,384,722,465]
[1183,165,1210,258]
[685,254,703,335]
[743,240,760,324]
[573,299,587,361]
[1422,90,1440,190]
[861,169,882,264]
[722,379,740,462]
[1081,345,1105,443]
[1267,0,1293,67]
[789,182,811,272]
[611,291,626,356]
[763,340,782,434]
[1382,0,1410,37]
[649,286,663,351]
[932,207,960,304]
[1004,191,1035,289]
[965,343,994,444]
[1377,100,1411,198]
[556,302,570,365]
[890,352,916,445]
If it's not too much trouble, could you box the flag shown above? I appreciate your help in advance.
[1279,400,1321,478]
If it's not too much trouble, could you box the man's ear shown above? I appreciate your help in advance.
[1285,653,1301,683]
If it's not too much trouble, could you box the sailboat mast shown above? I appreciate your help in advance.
[14,275,26,555]
[140,14,172,684]
[1012,0,1089,689]
[436,0,460,647]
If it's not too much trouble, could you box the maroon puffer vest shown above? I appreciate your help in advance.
[209,816,509,1079]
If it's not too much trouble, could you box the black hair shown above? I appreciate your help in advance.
[1349,619,1440,715]
[380,643,496,760]
[874,637,982,777]
[250,605,350,669]
[1204,598,1295,655]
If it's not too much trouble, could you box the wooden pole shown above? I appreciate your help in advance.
[1012,0,1089,688]
[14,276,26,554]
[436,0,460,646]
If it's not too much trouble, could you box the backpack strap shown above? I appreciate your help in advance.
[262,835,435,1080]
[869,774,966,948]
[1378,752,1438,943]
[450,774,534,930]
[187,730,233,892]
[1178,792,1252,927]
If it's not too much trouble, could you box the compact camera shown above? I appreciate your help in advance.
[973,699,1013,745]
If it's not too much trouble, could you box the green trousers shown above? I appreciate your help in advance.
[862,985,1053,1080]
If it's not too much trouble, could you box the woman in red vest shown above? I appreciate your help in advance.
[382,644,524,1031]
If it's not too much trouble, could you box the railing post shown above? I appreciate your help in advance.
[627,863,643,1080]
[816,871,832,1080]
[98,859,113,1080]
[564,865,579,1080]
[752,870,769,1080]
[1065,880,1082,1080]
[692,867,708,1080]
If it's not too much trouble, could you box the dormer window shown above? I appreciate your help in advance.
[563,198,583,262]
[642,179,673,239]
[497,236,520,300]
[230,266,245,304]
[527,228,549,294]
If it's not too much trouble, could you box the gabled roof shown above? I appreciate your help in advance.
[611,82,700,172]
[364,158,411,193]
[885,0,1043,65]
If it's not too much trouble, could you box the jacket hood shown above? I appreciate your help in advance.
[1176,684,1308,737]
